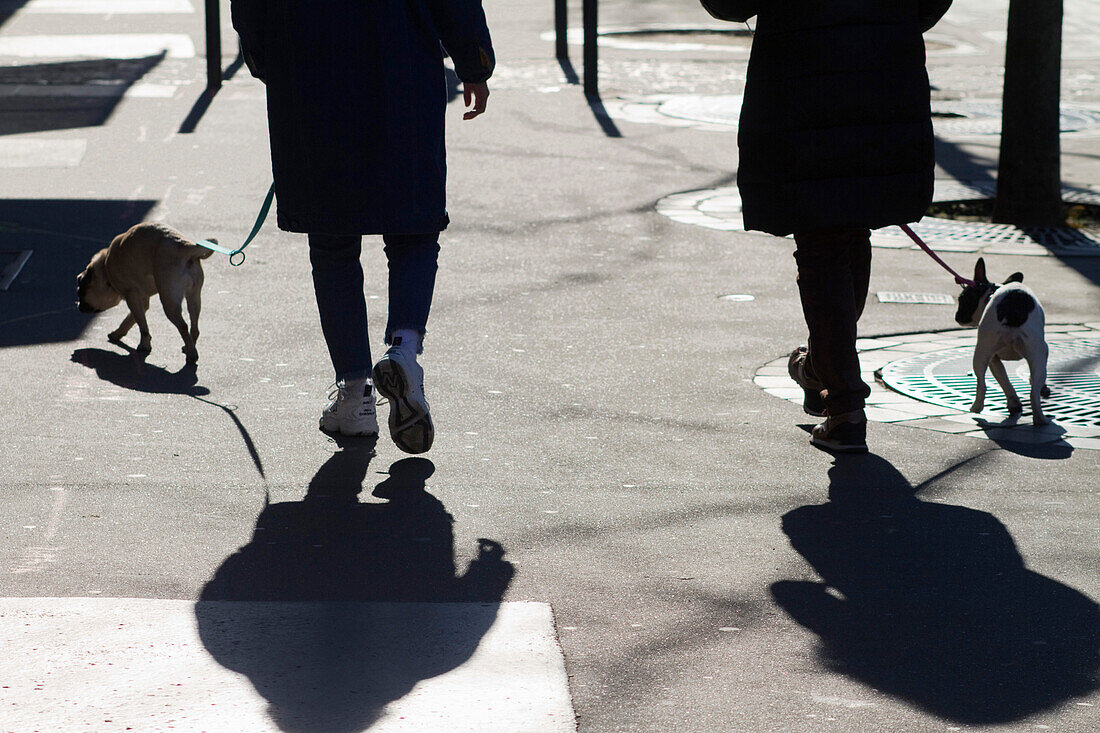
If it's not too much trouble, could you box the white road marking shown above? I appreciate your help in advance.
[0,82,178,98]
[0,138,86,167]
[17,0,195,13]
[0,598,576,732]
[0,34,195,59]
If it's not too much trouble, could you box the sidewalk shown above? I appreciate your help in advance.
[0,1,1098,731]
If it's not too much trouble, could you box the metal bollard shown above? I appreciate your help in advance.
[583,0,597,97]
[205,0,222,91]
[555,0,568,60]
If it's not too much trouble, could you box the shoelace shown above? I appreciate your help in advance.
[326,382,389,407]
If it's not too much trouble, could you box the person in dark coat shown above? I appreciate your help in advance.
[231,0,495,453]
[700,0,952,452]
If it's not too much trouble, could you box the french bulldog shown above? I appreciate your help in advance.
[77,222,213,362]
[955,257,1049,426]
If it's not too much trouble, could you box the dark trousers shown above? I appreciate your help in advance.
[308,232,440,381]
[793,228,873,416]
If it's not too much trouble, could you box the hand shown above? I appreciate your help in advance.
[463,82,489,120]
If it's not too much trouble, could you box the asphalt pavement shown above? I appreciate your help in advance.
[1,1,1099,731]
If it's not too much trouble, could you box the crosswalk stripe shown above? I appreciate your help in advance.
[16,0,195,13]
[0,598,577,732]
[0,82,178,98]
[0,34,195,59]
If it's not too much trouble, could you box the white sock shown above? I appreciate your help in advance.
[390,329,420,359]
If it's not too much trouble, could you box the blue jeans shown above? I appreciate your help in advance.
[308,232,440,381]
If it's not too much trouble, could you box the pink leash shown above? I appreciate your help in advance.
[898,223,976,287]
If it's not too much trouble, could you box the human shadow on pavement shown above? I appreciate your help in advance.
[195,451,514,733]
[771,454,1100,724]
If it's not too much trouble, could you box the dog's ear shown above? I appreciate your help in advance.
[973,257,987,283]
[1005,272,1024,284]
[206,237,218,245]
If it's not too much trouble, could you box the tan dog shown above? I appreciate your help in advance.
[77,223,214,362]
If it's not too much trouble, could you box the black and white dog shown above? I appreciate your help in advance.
[955,257,1050,425]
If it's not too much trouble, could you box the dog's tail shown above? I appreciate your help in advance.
[188,238,216,260]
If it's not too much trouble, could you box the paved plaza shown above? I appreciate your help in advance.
[1,1,1098,731]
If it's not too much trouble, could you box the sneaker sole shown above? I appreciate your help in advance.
[372,359,434,454]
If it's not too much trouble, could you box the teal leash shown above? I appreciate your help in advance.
[196,182,275,266]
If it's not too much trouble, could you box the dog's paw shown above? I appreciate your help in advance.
[970,400,984,414]
[1032,414,1050,427]
[136,341,152,354]
[1006,399,1023,414]
[1041,385,1052,398]
[107,330,125,343]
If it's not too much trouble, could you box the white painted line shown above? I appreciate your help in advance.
[0,34,195,59]
[0,82,177,98]
[0,138,86,168]
[877,291,955,305]
[18,0,194,12]
[0,598,576,732]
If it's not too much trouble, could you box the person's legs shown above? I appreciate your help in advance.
[792,228,871,453]
[793,227,872,416]
[373,232,440,454]
[309,233,377,436]
[382,232,440,352]
[309,233,372,380]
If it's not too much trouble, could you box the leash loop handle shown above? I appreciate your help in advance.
[898,222,976,288]
[196,182,275,267]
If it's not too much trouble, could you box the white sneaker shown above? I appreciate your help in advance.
[372,347,434,454]
[319,377,379,437]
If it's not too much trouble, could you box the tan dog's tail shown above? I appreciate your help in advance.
[188,239,216,260]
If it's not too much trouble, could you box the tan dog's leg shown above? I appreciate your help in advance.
[159,286,198,362]
[109,313,136,343]
[186,263,203,349]
[989,355,1022,414]
[116,294,152,352]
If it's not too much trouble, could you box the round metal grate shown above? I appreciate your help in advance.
[879,336,1100,428]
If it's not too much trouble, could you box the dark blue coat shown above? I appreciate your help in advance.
[231,0,494,235]
[701,0,952,236]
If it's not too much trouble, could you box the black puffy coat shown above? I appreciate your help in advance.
[231,0,494,235]
[701,0,952,236]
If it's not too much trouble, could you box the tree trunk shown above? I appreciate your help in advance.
[993,0,1064,227]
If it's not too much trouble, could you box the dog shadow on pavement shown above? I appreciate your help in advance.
[195,448,514,733]
[972,415,1074,460]
[772,454,1099,725]
[70,346,209,396]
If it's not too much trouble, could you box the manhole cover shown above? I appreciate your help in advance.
[932,180,1100,206]
[754,326,1100,449]
[879,335,1100,428]
[656,184,1100,256]
[932,99,1100,137]
[543,27,974,56]
[604,94,1100,138]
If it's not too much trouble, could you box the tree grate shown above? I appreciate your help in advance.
[878,336,1100,428]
